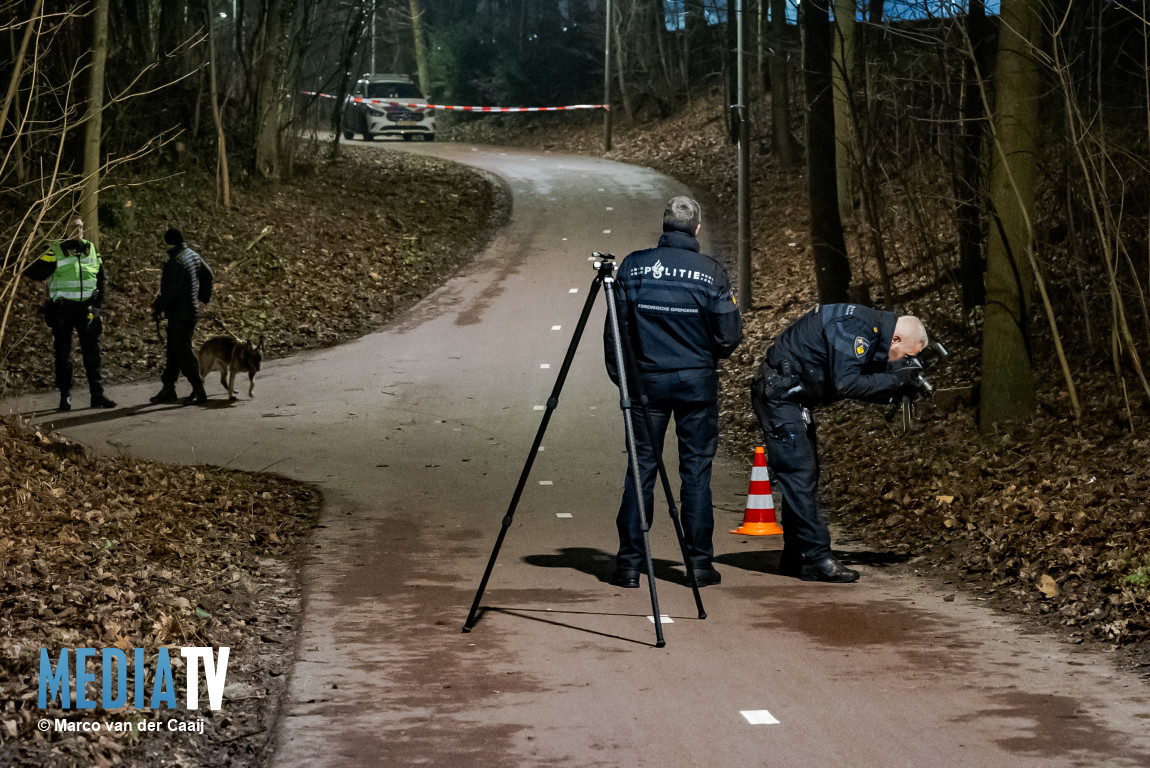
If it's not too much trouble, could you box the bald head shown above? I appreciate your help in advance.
[890,315,928,361]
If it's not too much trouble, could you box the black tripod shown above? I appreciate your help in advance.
[462,253,707,647]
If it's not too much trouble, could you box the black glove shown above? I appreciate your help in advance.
[892,364,922,398]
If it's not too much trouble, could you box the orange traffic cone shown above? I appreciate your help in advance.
[730,446,783,535]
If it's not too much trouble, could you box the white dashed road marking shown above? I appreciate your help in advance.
[555,513,573,518]
[740,711,780,725]
[647,615,674,624]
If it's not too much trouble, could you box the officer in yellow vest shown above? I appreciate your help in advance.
[26,217,116,412]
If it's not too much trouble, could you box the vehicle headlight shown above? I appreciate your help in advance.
[368,108,385,117]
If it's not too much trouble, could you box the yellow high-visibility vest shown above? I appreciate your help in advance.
[43,240,101,301]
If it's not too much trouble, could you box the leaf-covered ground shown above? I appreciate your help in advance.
[446,104,1150,664]
[0,417,320,767]
[0,144,506,766]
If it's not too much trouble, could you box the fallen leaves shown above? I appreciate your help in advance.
[1039,574,1060,598]
[0,417,320,767]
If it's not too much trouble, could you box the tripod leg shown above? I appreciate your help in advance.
[613,298,707,620]
[603,275,666,647]
[463,273,606,633]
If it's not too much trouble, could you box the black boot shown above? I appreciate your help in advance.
[90,392,117,409]
[183,387,208,406]
[800,557,860,583]
[150,385,178,404]
[58,392,71,412]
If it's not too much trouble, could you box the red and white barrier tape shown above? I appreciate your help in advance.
[300,91,608,112]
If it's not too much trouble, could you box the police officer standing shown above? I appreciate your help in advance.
[25,216,116,412]
[606,196,743,589]
[150,228,213,406]
[751,304,928,582]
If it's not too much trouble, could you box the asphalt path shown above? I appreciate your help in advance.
[9,142,1150,767]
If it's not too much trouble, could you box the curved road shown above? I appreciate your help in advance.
[10,144,1150,767]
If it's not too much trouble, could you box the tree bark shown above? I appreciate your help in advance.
[206,0,231,207]
[769,0,798,167]
[409,0,431,96]
[0,0,43,150]
[958,0,988,311]
[330,0,371,159]
[979,0,1043,432]
[612,0,632,119]
[254,0,289,179]
[803,0,851,302]
[831,0,856,219]
[81,0,109,248]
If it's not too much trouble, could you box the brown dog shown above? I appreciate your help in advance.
[197,335,263,400]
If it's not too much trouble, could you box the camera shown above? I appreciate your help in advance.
[888,341,947,432]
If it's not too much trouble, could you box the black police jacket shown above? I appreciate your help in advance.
[604,230,742,383]
[765,303,901,406]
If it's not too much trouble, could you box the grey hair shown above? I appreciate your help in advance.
[662,195,701,234]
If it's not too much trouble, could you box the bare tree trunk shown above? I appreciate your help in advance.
[206,0,231,207]
[756,0,767,94]
[81,0,109,248]
[0,0,43,149]
[979,0,1042,432]
[409,0,430,96]
[958,0,988,311]
[769,0,798,167]
[653,0,674,96]
[254,0,288,179]
[803,0,851,302]
[831,0,856,219]
[613,0,633,119]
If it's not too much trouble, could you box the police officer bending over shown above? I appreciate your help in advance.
[752,304,927,582]
[25,216,116,412]
[605,196,743,589]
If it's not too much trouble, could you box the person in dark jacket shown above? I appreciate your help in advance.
[25,216,116,412]
[605,196,743,589]
[150,228,213,406]
[751,303,928,582]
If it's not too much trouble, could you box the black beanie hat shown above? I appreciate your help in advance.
[164,228,184,246]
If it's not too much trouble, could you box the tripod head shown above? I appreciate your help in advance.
[592,251,617,277]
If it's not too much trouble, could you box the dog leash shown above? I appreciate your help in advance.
[201,309,243,341]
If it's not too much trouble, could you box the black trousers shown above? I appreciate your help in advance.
[50,301,104,396]
[161,316,204,389]
[751,368,832,563]
[615,369,719,571]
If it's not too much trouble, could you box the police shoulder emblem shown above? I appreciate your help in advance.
[854,336,870,358]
